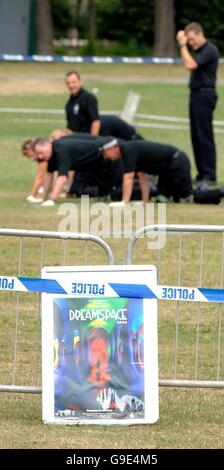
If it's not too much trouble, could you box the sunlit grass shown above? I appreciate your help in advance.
[0,62,224,448]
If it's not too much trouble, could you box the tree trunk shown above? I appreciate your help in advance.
[75,0,82,32]
[153,0,175,57]
[88,0,95,42]
[37,0,53,54]
[72,0,83,39]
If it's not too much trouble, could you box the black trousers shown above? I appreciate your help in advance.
[98,159,123,196]
[157,151,193,201]
[190,89,217,181]
[69,159,123,197]
[193,188,221,204]
[69,170,99,197]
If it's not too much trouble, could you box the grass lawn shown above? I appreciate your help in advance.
[0,62,224,449]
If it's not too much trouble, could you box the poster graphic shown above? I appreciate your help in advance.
[53,297,145,421]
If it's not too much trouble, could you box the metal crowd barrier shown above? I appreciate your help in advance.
[125,224,224,388]
[0,228,114,394]
[1,225,224,392]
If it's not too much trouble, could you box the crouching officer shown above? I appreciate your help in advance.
[102,139,224,205]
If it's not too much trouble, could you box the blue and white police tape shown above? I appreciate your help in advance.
[1,275,224,303]
[0,54,183,64]
[1,54,224,65]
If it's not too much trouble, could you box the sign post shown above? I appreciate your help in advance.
[42,265,159,425]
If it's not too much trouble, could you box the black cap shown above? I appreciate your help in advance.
[102,138,118,150]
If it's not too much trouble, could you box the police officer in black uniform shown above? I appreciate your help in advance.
[102,140,193,203]
[33,136,224,206]
[33,135,121,205]
[177,22,219,188]
[102,139,224,205]
[65,71,143,196]
[65,71,143,140]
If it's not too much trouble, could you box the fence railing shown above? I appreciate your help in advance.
[1,108,224,133]
[125,224,224,388]
[0,228,114,393]
[1,225,224,392]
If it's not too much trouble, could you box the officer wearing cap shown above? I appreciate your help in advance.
[102,139,192,203]
[102,139,224,205]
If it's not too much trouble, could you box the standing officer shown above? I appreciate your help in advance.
[65,71,143,140]
[176,23,219,189]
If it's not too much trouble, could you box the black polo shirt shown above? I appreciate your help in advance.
[66,88,99,132]
[48,136,106,176]
[100,115,137,139]
[65,88,140,139]
[120,141,177,174]
[190,41,219,90]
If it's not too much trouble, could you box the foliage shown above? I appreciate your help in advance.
[175,0,224,52]
[96,0,224,54]
[52,0,75,38]
[70,39,151,57]
[96,0,154,46]
[51,0,224,55]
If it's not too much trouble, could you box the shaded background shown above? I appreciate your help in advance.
[0,0,224,56]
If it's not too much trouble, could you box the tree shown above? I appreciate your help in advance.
[88,0,96,42]
[37,0,53,54]
[96,0,154,45]
[52,0,76,39]
[85,0,96,53]
[48,0,224,56]
[153,0,175,57]
[175,0,224,53]
[74,0,83,38]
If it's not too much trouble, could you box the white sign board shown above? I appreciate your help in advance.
[42,265,158,425]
